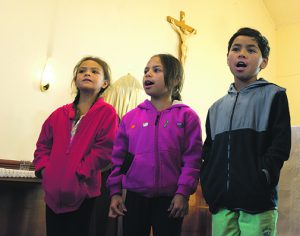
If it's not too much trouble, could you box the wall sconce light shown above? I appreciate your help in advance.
[40,82,50,92]
[40,59,53,92]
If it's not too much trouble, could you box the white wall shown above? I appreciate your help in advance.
[0,0,276,161]
[276,23,300,125]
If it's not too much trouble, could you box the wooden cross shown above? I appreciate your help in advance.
[167,11,197,65]
[167,11,196,34]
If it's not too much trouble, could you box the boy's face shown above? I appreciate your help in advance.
[227,35,268,88]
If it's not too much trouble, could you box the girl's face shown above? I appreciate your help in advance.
[75,60,108,94]
[143,56,170,99]
[227,35,268,88]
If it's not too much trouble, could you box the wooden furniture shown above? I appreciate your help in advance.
[0,159,45,236]
[0,159,212,236]
[0,178,45,236]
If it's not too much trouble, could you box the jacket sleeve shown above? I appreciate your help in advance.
[176,112,203,197]
[262,91,291,187]
[106,120,129,196]
[76,108,119,180]
[33,116,53,177]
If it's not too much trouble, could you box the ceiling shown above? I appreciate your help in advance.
[263,0,300,28]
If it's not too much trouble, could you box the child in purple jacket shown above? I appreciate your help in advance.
[107,54,203,236]
[33,56,119,236]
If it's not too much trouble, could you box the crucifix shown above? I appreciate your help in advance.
[167,11,197,65]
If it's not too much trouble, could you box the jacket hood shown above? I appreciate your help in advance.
[137,99,189,112]
[228,78,273,95]
[62,97,106,120]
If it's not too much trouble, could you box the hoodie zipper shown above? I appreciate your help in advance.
[155,114,160,125]
[227,92,239,191]
[154,113,161,194]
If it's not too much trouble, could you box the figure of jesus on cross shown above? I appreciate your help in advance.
[167,11,197,65]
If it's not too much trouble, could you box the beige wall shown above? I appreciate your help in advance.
[0,0,277,161]
[275,23,300,125]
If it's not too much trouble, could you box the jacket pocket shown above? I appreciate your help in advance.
[261,168,271,185]
[123,153,155,190]
[42,164,59,199]
[60,173,87,207]
[120,152,134,174]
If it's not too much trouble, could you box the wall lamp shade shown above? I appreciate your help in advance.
[40,82,50,92]
[40,59,53,92]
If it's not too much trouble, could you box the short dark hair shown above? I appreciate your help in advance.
[227,27,270,58]
[152,54,184,101]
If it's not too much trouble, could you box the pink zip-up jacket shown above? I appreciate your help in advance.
[33,98,118,213]
[107,99,202,198]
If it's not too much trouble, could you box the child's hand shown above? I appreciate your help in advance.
[168,194,189,218]
[108,194,127,218]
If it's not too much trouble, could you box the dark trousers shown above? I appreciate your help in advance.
[123,191,183,236]
[46,198,96,236]
[90,169,117,236]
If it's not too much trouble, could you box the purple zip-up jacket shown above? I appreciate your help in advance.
[107,99,202,198]
[33,98,118,213]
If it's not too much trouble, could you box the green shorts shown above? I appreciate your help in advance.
[212,208,278,236]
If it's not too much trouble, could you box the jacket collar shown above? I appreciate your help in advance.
[65,97,105,120]
[228,78,272,94]
[138,99,188,112]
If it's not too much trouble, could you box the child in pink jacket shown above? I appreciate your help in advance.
[107,54,202,236]
[33,56,118,236]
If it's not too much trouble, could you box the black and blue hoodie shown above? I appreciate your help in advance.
[200,78,291,214]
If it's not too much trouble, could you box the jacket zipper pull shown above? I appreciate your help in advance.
[155,114,160,126]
